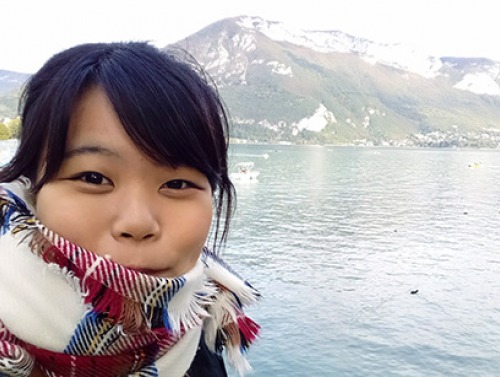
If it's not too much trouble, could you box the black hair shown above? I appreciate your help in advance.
[0,41,235,252]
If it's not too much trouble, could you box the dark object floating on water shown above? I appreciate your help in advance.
[463,211,468,215]
[410,290,419,295]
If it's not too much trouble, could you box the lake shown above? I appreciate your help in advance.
[2,140,500,376]
[225,144,500,377]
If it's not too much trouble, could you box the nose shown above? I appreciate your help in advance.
[111,192,161,242]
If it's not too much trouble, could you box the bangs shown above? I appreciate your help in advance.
[98,50,225,187]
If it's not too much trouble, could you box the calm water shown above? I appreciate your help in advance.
[2,141,500,376]
[225,144,500,377]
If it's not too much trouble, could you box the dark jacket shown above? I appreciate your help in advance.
[186,333,228,377]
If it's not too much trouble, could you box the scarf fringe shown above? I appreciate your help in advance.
[203,251,261,306]
[0,320,35,377]
[167,281,215,334]
[201,254,261,376]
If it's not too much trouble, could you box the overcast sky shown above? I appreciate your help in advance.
[1,0,498,73]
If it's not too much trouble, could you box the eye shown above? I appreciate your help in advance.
[74,171,111,185]
[164,180,195,190]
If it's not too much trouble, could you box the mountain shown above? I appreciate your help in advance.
[2,16,500,147]
[0,70,30,120]
[172,16,500,147]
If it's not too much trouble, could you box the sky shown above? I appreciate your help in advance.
[1,0,499,73]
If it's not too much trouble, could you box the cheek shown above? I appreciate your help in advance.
[36,185,63,229]
[35,185,100,248]
[176,198,213,247]
[191,202,213,241]
[200,197,214,237]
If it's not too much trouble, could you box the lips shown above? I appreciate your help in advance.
[126,266,164,276]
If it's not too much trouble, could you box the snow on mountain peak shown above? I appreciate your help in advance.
[237,16,369,54]
[237,16,441,78]
[231,16,499,96]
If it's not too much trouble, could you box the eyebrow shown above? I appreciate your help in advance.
[64,145,119,159]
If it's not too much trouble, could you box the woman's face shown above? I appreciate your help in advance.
[35,86,213,277]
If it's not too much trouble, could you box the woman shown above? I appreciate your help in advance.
[0,41,259,377]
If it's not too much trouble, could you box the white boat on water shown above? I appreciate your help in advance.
[230,162,259,182]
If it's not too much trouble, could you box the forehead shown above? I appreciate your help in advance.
[67,86,127,147]
[64,86,175,171]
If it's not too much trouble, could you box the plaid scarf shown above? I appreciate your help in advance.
[0,179,260,377]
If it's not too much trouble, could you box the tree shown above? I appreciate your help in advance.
[6,117,21,138]
[0,123,10,140]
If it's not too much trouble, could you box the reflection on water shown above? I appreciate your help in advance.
[226,144,500,377]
